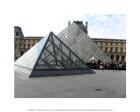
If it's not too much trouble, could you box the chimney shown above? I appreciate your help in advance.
[68,21,71,27]
[85,21,88,33]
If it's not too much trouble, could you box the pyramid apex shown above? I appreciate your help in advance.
[49,31,55,35]
[69,21,88,33]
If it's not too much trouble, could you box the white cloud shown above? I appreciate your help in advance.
[85,14,126,39]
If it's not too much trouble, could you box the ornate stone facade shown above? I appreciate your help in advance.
[14,26,42,60]
[93,38,126,63]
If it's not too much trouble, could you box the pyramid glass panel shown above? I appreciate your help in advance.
[57,23,112,62]
[34,32,88,70]
[15,32,91,77]
[14,33,51,75]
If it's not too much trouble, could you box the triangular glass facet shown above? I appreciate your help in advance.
[34,32,89,70]
[14,33,51,75]
[57,23,112,62]
[15,32,90,77]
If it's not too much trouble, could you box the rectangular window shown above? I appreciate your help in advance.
[107,47,110,52]
[30,40,33,43]
[107,43,111,46]
[117,43,121,46]
[123,43,126,47]
[123,48,126,53]
[25,44,28,49]
[115,47,118,52]
[112,43,116,46]
[117,48,121,52]
[112,47,115,52]
[26,40,29,43]
[24,44,26,48]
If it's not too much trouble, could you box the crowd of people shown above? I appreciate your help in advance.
[86,60,126,70]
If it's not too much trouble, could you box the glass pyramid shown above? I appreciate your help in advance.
[15,32,90,77]
[58,23,112,63]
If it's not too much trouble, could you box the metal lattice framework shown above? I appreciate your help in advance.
[58,23,112,63]
[34,32,88,70]
[15,32,90,77]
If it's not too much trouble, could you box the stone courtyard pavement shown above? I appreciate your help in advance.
[14,70,126,98]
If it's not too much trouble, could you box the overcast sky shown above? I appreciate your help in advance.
[13,0,126,39]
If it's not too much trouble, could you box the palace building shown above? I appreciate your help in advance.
[93,38,126,63]
[14,26,43,59]
[14,21,126,63]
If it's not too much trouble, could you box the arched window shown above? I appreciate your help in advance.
[116,55,120,61]
[111,55,114,60]
[21,51,24,56]
[122,55,125,62]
